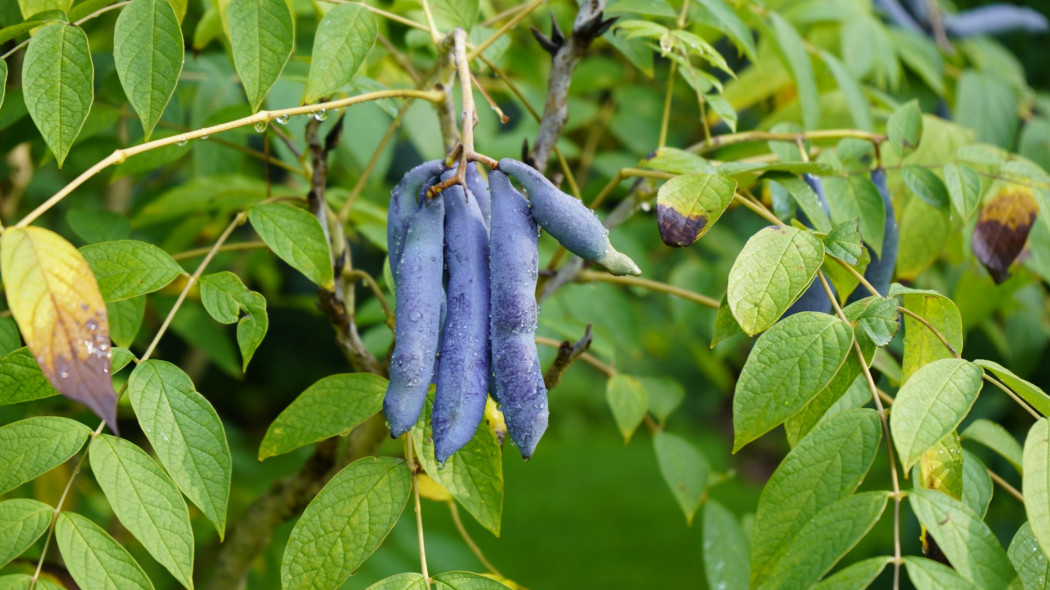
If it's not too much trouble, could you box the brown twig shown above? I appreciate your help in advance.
[543,324,594,389]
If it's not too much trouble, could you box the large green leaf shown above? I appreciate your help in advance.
[199,271,269,370]
[768,173,831,233]
[962,418,1024,474]
[818,49,873,132]
[227,0,293,111]
[693,0,756,60]
[824,174,886,259]
[304,4,377,103]
[81,240,183,302]
[763,492,889,590]
[653,432,708,525]
[432,572,511,589]
[892,285,964,383]
[0,499,51,569]
[944,163,982,220]
[429,0,479,32]
[107,296,146,349]
[902,165,950,210]
[764,12,818,130]
[281,457,411,590]
[128,360,232,539]
[412,395,503,536]
[1024,419,1050,563]
[655,173,737,247]
[259,373,387,460]
[890,359,983,472]
[961,449,993,519]
[248,203,334,288]
[0,417,90,495]
[750,409,882,587]
[364,574,427,590]
[976,359,1050,417]
[606,374,649,442]
[702,501,749,590]
[1008,523,1050,590]
[88,434,195,589]
[955,70,1018,148]
[887,100,923,159]
[733,312,853,451]
[909,487,1018,587]
[22,23,94,167]
[0,348,59,406]
[727,225,825,335]
[784,339,871,448]
[55,512,155,590]
[0,573,68,590]
[904,556,982,590]
[812,556,890,590]
[113,0,184,140]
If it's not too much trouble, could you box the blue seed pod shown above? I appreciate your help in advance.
[848,168,898,302]
[384,196,446,437]
[432,174,491,463]
[465,162,492,228]
[388,159,445,276]
[488,169,548,459]
[944,4,1048,37]
[785,174,833,316]
[499,158,641,276]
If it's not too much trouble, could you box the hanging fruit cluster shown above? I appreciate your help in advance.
[384,158,641,461]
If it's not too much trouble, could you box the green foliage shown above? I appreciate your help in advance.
[55,512,155,590]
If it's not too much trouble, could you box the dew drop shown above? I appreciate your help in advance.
[200,134,209,140]
[254,121,268,133]
[312,108,327,121]
[275,114,290,125]
[176,138,188,147]
[640,200,652,212]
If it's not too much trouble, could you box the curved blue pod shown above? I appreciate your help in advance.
[499,158,641,276]
[432,173,491,462]
[387,159,446,276]
[848,167,898,302]
[785,174,833,316]
[465,162,492,228]
[384,196,446,437]
[488,169,548,459]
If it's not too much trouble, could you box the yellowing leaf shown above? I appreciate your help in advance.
[1,227,117,432]
[972,185,1038,284]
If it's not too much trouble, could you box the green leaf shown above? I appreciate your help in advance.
[80,240,183,302]
[944,163,982,220]
[22,23,93,167]
[55,512,155,590]
[1025,419,1050,563]
[955,70,1018,148]
[0,348,59,406]
[768,173,831,233]
[763,492,889,590]
[0,317,21,356]
[975,359,1050,417]
[750,409,882,587]
[411,395,503,536]
[893,285,964,383]
[909,487,1018,588]
[66,208,132,244]
[655,173,737,247]
[1008,523,1050,590]
[765,12,819,130]
[702,500,749,590]
[0,499,51,569]
[227,0,293,111]
[199,271,269,369]
[0,61,7,113]
[607,0,676,17]
[823,219,864,265]
[902,165,950,210]
[248,203,333,288]
[727,226,825,335]
[693,0,756,61]
[642,147,716,175]
[364,574,428,590]
[606,374,649,442]
[107,296,145,348]
[843,296,900,347]
[432,572,511,589]
[818,49,873,132]
[961,449,993,519]
[917,432,964,500]
[0,574,65,590]
[733,312,853,451]
[281,457,411,590]
[113,0,184,140]
[888,100,923,158]
[235,290,267,370]
[904,556,982,590]
[962,418,1024,474]
[128,360,232,540]
[0,417,90,495]
[88,434,195,589]
[890,359,983,472]
[18,0,71,19]
[429,0,479,32]
[637,375,684,423]
[304,4,377,103]
[259,373,387,460]
[652,432,708,525]
[812,556,891,590]
[711,294,743,347]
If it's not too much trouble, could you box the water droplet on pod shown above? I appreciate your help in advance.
[275,114,290,125]
[254,121,268,133]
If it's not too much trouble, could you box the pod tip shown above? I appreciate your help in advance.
[597,249,642,276]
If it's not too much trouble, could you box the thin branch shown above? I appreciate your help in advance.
[448,501,504,578]
[689,129,885,155]
[170,240,268,261]
[406,434,432,586]
[345,269,395,331]
[14,89,446,228]
[3,1,132,60]
[466,0,549,61]
[576,270,719,309]
[543,324,593,389]
[420,0,442,43]
[989,469,1025,503]
[536,336,615,376]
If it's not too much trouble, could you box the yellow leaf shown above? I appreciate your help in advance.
[1,227,118,432]
[416,473,452,502]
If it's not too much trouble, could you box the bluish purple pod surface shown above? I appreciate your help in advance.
[945,5,1048,36]
[488,169,548,459]
[848,168,898,302]
[388,159,445,276]
[384,195,446,437]
[499,158,640,276]
[466,162,491,228]
[785,174,833,316]
[432,173,491,462]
